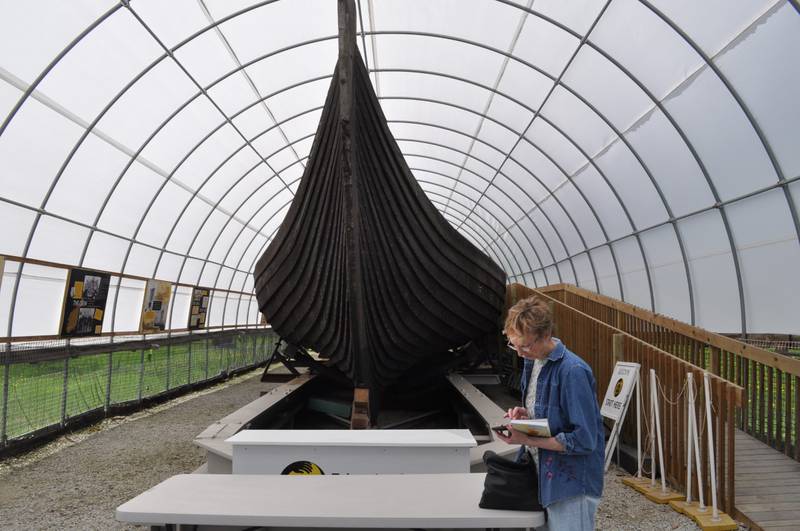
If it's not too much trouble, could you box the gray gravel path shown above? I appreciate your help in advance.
[0,370,274,530]
[0,372,732,530]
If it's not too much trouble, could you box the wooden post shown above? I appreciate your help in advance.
[709,346,719,375]
[351,387,370,429]
[613,333,624,366]
[547,301,558,336]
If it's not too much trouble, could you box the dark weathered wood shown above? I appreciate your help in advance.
[254,0,506,392]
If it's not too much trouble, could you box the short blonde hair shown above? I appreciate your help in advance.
[504,296,553,339]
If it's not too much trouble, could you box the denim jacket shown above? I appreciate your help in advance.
[517,339,604,507]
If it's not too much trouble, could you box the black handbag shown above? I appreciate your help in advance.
[479,450,543,511]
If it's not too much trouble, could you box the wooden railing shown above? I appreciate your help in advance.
[539,283,800,462]
[523,287,743,514]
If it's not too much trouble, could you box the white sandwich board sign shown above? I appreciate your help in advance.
[602,362,640,421]
[602,361,641,471]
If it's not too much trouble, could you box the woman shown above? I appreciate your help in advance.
[496,296,604,530]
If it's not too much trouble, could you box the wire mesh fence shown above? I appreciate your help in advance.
[1,328,277,448]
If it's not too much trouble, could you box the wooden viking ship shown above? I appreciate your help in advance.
[254,0,507,393]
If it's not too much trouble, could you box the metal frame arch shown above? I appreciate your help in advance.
[145,116,313,278]
[582,26,743,332]
[399,136,558,272]
[2,0,786,334]
[359,29,685,312]
[197,129,549,325]
[195,0,307,172]
[18,24,645,316]
[78,79,328,274]
[362,18,704,321]
[217,184,510,327]
[156,101,546,324]
[163,128,528,324]
[0,4,122,137]
[439,0,534,217]
[92,21,644,304]
[78,98,323,327]
[163,143,313,322]
[640,0,800,334]
[414,174,536,275]
[511,171,800,289]
[383,95,598,289]
[403,162,530,271]
[400,135,575,281]
[0,194,257,278]
[164,129,317,287]
[361,32,691,319]
[381,70,643,287]
[205,195,296,328]
[103,149,303,333]
[2,14,332,340]
[451,0,613,295]
[81,72,575,311]
[392,120,564,280]
[405,146,553,279]
[135,146,311,334]
[403,159,535,275]
[236,176,800,329]
[356,21,707,317]
[152,92,564,304]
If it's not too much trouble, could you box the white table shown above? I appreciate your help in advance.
[227,429,476,475]
[116,473,545,529]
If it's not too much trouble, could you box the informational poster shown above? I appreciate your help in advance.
[601,362,640,421]
[60,268,111,337]
[140,279,172,333]
[188,287,210,329]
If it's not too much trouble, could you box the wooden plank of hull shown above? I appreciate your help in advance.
[254,2,506,390]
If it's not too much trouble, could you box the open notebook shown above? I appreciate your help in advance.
[510,418,551,438]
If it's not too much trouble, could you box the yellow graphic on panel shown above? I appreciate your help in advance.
[281,461,325,475]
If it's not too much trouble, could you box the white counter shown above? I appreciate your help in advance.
[227,429,477,475]
[116,472,545,529]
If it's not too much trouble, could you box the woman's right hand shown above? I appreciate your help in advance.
[504,406,529,420]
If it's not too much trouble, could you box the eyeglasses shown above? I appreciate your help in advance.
[506,337,539,353]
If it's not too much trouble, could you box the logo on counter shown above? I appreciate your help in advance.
[281,460,325,475]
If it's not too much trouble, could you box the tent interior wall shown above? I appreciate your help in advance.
[1,1,799,340]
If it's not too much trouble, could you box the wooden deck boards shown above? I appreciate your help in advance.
[735,430,800,529]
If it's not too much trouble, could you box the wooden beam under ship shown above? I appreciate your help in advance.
[254,0,507,396]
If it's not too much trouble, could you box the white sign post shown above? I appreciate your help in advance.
[602,361,641,472]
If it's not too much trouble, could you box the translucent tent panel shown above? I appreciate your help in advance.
[611,236,651,311]
[1,0,799,337]
[11,265,67,337]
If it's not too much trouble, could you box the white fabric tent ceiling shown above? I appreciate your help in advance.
[1,0,799,338]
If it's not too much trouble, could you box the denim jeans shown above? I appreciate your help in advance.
[537,494,600,531]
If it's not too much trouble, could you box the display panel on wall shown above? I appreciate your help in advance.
[188,287,210,330]
[60,268,111,337]
[141,279,173,333]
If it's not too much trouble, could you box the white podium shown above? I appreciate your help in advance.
[227,429,476,475]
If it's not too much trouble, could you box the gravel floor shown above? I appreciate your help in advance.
[0,371,727,530]
[0,370,276,530]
